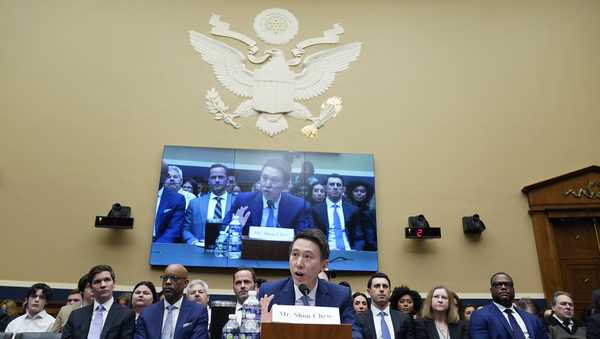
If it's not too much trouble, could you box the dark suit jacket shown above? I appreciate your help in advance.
[222,191,313,235]
[182,192,234,245]
[469,303,548,339]
[356,308,415,339]
[134,298,208,339]
[62,302,135,339]
[257,277,362,339]
[154,187,186,243]
[545,315,586,339]
[415,318,468,339]
[311,200,365,250]
[585,312,600,339]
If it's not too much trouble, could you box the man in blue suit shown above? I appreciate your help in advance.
[258,229,363,339]
[154,162,186,243]
[182,164,234,246]
[135,264,208,339]
[469,272,548,339]
[222,158,312,234]
[311,174,366,251]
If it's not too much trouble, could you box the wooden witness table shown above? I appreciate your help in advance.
[261,322,352,339]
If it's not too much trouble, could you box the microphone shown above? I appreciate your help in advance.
[298,284,310,297]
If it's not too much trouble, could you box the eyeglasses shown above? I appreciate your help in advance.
[492,281,514,288]
[160,275,182,282]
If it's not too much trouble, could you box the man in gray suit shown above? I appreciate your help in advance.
[183,164,235,246]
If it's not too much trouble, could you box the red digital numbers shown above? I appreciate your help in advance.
[416,228,423,237]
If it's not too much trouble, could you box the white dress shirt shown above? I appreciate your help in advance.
[325,198,351,250]
[92,297,115,329]
[293,280,318,306]
[162,297,184,332]
[206,192,228,221]
[5,309,55,333]
[371,303,395,339]
[178,189,196,209]
[493,302,531,339]
[260,195,281,227]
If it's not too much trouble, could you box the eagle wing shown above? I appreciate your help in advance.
[189,31,254,98]
[294,42,362,101]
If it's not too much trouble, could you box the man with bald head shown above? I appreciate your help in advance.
[135,264,208,339]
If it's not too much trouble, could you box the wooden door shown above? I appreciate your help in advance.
[551,217,600,319]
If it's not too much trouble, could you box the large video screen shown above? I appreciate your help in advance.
[150,146,378,272]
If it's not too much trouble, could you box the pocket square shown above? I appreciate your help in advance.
[183,322,193,328]
[163,208,173,214]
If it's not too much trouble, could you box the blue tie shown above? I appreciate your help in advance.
[332,204,345,250]
[266,200,276,227]
[504,309,526,339]
[87,304,104,339]
[214,197,223,220]
[302,295,310,306]
[162,304,176,339]
[379,311,392,339]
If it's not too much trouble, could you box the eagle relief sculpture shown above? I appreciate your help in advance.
[189,8,362,137]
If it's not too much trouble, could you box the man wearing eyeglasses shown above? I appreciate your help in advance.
[222,158,313,234]
[470,272,548,339]
[135,264,208,339]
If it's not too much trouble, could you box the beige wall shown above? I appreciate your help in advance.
[1,0,599,296]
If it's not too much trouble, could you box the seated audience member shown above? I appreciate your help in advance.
[223,159,313,234]
[232,267,256,319]
[462,304,476,321]
[135,264,208,339]
[416,286,467,339]
[258,229,362,338]
[63,265,135,339]
[193,176,207,196]
[164,165,197,208]
[226,175,237,194]
[390,286,423,319]
[66,289,82,306]
[310,182,326,204]
[0,299,20,332]
[352,292,369,314]
[546,291,585,339]
[155,162,186,243]
[182,178,199,196]
[117,292,132,307]
[517,297,540,317]
[50,274,94,333]
[311,174,367,251]
[187,280,210,327]
[356,272,415,339]
[183,164,235,247]
[469,272,547,339]
[232,185,241,194]
[255,278,267,291]
[5,283,55,333]
[131,281,158,320]
[294,161,320,187]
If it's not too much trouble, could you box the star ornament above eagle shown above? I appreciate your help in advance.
[189,8,362,137]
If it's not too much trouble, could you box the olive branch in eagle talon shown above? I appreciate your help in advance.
[205,88,241,129]
[301,97,343,138]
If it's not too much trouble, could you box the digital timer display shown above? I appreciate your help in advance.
[405,227,441,239]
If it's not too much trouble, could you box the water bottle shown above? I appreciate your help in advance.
[242,290,261,324]
[222,314,240,339]
[239,313,260,339]
[228,215,242,259]
[215,230,228,258]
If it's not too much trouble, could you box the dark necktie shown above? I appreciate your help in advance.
[214,197,222,220]
[378,311,392,339]
[266,200,276,227]
[563,319,573,333]
[504,309,526,339]
[332,204,345,250]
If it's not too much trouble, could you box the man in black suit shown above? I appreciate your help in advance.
[311,174,365,250]
[357,272,415,339]
[62,265,135,339]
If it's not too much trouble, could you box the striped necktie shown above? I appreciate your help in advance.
[214,196,223,220]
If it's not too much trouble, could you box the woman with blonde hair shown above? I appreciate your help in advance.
[416,286,468,339]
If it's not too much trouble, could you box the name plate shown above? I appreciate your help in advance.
[271,305,340,325]
[248,226,294,241]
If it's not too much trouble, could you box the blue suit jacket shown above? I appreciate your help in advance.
[134,298,208,339]
[469,303,548,339]
[222,191,313,235]
[311,201,366,250]
[182,192,234,245]
[154,187,186,243]
[258,277,363,339]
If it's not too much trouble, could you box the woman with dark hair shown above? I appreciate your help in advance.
[182,178,199,197]
[416,286,468,339]
[131,281,158,320]
[346,180,377,251]
[352,292,369,314]
[310,182,326,204]
[346,180,374,210]
[390,286,423,319]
